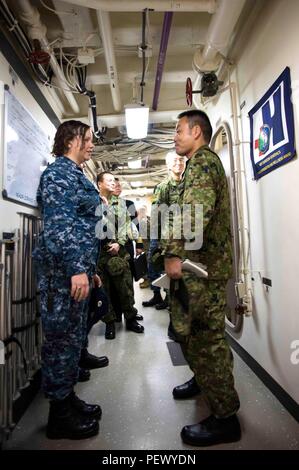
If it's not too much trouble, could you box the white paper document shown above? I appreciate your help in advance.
[152,273,171,289]
[181,259,208,278]
[152,259,208,289]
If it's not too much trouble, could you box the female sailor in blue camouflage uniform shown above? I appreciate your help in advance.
[33,121,102,440]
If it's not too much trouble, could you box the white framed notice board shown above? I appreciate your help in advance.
[2,85,51,207]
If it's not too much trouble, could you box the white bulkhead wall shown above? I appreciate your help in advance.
[207,0,299,403]
[0,51,57,232]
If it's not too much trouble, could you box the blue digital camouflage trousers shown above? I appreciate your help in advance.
[171,274,240,418]
[39,270,89,401]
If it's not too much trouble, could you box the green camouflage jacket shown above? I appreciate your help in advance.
[163,145,233,280]
[104,194,130,246]
[152,176,182,206]
[151,176,183,242]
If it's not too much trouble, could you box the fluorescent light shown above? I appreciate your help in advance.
[130,181,143,188]
[125,104,149,139]
[128,158,142,169]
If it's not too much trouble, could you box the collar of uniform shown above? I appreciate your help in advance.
[191,144,210,159]
[56,155,83,172]
[170,176,180,186]
[110,194,119,205]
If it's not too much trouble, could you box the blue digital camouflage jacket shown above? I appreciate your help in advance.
[33,156,101,278]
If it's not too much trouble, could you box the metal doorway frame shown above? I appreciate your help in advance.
[211,121,243,333]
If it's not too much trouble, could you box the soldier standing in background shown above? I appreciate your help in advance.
[142,152,186,338]
[96,172,144,340]
[110,178,144,322]
[164,110,241,446]
[113,178,143,261]
[33,121,103,440]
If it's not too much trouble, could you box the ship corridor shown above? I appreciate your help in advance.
[3,283,299,451]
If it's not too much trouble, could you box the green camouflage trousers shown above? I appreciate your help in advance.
[170,273,240,418]
[97,248,137,323]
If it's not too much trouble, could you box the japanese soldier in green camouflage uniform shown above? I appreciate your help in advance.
[96,172,144,340]
[164,110,241,446]
[143,152,186,332]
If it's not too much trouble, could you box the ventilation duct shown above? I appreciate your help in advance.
[96,10,122,112]
[193,0,246,74]
[17,0,79,113]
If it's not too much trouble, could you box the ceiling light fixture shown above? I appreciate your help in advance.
[127,156,143,169]
[130,181,144,188]
[125,105,149,140]
[125,9,149,140]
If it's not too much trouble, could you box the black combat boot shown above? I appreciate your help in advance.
[46,395,99,440]
[172,376,201,399]
[69,391,102,420]
[135,314,143,321]
[181,414,241,446]
[105,321,115,340]
[126,318,144,333]
[79,348,109,369]
[142,291,163,307]
[155,298,169,310]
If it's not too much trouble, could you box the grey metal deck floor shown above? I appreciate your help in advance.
[3,283,299,450]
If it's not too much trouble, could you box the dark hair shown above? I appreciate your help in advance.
[52,120,91,156]
[96,171,114,184]
[177,110,213,143]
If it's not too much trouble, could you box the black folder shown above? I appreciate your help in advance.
[131,252,148,281]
